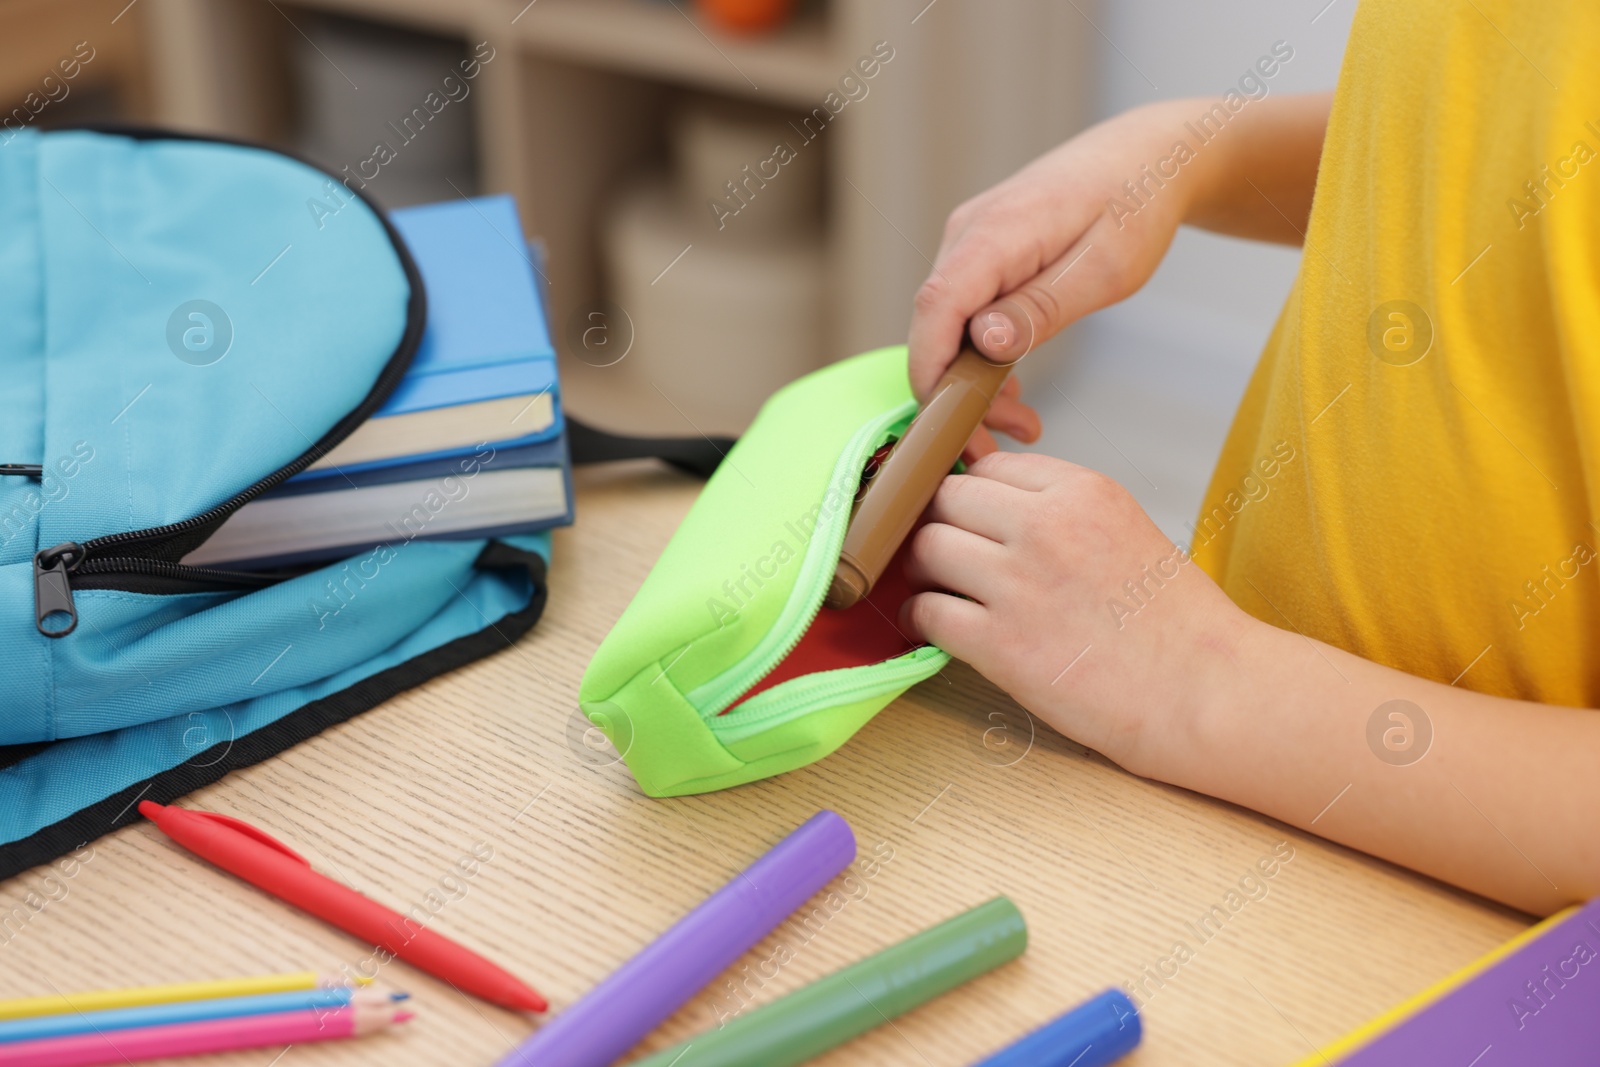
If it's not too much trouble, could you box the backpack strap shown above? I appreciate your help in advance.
[566,418,737,480]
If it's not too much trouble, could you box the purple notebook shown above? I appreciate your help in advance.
[1337,897,1600,1065]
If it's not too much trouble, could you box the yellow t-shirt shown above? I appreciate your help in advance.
[1193,0,1600,705]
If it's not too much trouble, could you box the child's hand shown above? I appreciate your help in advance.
[899,453,1600,917]
[908,101,1221,455]
[899,450,1249,778]
[908,93,1333,457]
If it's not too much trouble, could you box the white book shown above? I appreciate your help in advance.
[303,391,555,473]
[185,466,567,568]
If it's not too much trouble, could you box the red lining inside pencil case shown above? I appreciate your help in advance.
[723,532,925,712]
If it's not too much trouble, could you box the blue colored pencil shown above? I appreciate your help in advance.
[971,989,1142,1067]
[0,987,403,1044]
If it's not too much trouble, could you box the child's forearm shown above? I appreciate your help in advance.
[897,453,1593,915]
[1179,91,1334,245]
[1168,615,1600,915]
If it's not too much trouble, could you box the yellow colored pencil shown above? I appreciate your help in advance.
[0,971,368,1021]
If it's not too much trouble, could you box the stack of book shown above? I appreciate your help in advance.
[187,195,572,570]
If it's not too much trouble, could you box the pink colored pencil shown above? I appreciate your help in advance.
[0,1003,411,1067]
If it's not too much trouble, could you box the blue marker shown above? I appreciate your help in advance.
[0,987,404,1043]
[972,989,1142,1067]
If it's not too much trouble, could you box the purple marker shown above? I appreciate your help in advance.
[497,810,857,1067]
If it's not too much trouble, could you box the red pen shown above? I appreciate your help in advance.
[139,801,545,1013]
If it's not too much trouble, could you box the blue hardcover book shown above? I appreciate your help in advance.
[183,463,572,569]
[296,194,562,480]
[184,196,574,569]
[185,438,574,570]
[270,437,568,497]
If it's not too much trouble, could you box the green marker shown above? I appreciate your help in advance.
[632,896,1028,1067]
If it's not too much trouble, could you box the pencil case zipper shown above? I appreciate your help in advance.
[711,646,948,743]
[679,399,948,738]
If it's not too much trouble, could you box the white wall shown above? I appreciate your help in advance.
[1023,0,1357,541]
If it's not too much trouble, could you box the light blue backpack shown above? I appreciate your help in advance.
[0,128,549,879]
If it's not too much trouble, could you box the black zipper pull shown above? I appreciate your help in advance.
[35,542,84,637]
[1,464,43,477]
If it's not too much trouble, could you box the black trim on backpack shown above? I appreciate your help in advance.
[0,546,547,881]
[0,742,48,774]
[48,124,429,569]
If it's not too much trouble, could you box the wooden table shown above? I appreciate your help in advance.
[0,463,1528,1066]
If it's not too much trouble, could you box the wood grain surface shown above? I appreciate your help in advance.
[0,462,1529,1066]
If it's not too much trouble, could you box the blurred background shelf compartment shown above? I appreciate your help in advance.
[504,0,837,109]
[259,0,837,107]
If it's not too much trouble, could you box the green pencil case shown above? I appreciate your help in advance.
[579,346,949,796]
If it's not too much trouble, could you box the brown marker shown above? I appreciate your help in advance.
[825,343,1013,610]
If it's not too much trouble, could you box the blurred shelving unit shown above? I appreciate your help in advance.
[507,0,837,105]
[135,0,1092,433]
[0,0,155,126]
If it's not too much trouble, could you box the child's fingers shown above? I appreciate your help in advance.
[961,425,1002,464]
[909,215,1092,400]
[968,298,1039,362]
[903,521,1005,601]
[984,393,1042,443]
[908,252,999,400]
[964,390,1042,462]
[925,474,1022,544]
[900,590,988,661]
[966,218,1134,365]
[963,449,1064,491]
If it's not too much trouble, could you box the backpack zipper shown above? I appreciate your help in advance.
[34,543,280,637]
[30,126,427,638]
